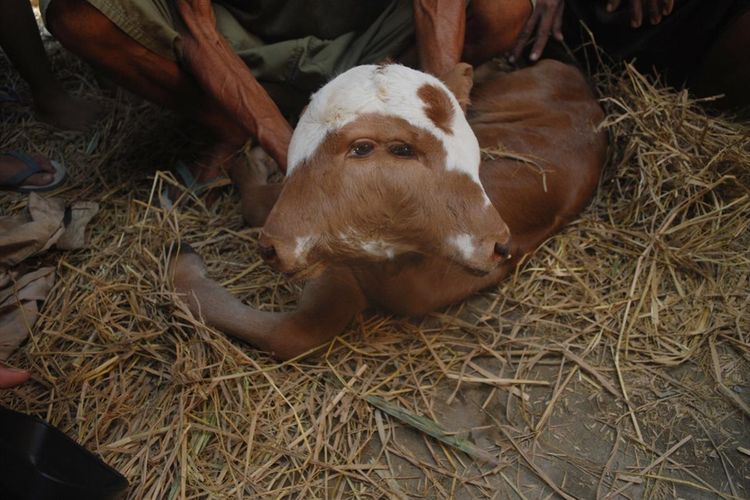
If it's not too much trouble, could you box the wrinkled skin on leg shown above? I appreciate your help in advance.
[175,0,292,171]
[46,0,251,182]
[45,0,290,182]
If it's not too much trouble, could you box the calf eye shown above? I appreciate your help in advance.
[389,143,414,158]
[349,141,375,157]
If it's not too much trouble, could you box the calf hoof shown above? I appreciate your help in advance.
[175,241,196,255]
[168,241,209,294]
[231,147,278,188]
[441,63,474,112]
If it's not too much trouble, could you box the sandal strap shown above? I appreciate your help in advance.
[174,161,229,194]
[174,161,199,189]
[1,151,43,187]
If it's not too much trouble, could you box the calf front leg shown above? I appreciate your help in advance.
[232,147,283,227]
[170,245,366,360]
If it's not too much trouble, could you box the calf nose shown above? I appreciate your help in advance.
[494,242,511,260]
[258,242,277,262]
[258,231,315,274]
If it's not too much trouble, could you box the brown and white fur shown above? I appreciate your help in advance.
[171,60,607,360]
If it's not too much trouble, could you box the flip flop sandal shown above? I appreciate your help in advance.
[0,151,66,193]
[159,160,231,209]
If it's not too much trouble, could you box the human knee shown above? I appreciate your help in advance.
[464,0,532,63]
[46,0,108,49]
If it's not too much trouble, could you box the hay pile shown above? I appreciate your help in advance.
[1,35,749,498]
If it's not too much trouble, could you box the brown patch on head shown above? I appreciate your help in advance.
[417,84,454,135]
[263,111,509,274]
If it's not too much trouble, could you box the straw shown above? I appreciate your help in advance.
[1,24,748,498]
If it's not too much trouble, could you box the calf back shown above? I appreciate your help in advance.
[471,60,607,261]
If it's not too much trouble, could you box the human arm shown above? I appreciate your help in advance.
[413,0,466,78]
[175,0,292,171]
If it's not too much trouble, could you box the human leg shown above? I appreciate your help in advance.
[693,9,750,110]
[0,367,30,389]
[0,0,99,130]
[562,0,750,108]
[0,153,60,190]
[44,0,260,182]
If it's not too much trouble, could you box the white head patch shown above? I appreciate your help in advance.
[294,235,315,261]
[447,233,476,261]
[287,64,482,184]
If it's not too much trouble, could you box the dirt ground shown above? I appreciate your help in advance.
[1,19,749,500]
[359,296,750,499]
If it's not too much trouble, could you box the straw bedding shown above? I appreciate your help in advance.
[1,30,749,498]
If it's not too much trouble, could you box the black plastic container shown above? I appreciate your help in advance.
[0,406,128,500]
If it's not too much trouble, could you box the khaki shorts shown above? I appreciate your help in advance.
[42,0,415,112]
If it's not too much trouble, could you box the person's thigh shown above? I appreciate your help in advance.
[41,0,180,60]
[694,7,750,110]
[463,0,532,64]
[563,0,743,86]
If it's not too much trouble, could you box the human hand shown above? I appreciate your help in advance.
[176,0,215,26]
[606,0,674,28]
[510,0,564,63]
[0,366,30,389]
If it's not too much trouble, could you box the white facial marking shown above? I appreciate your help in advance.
[287,64,483,185]
[361,240,397,259]
[448,233,476,261]
[294,235,315,260]
[337,229,412,260]
[482,192,492,208]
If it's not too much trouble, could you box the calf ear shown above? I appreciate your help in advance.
[440,63,474,113]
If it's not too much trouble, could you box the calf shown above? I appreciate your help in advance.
[171,60,607,360]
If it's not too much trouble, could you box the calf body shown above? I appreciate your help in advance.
[172,60,607,359]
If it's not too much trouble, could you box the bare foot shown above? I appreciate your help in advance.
[165,142,242,206]
[230,146,279,188]
[33,84,101,131]
[188,141,245,184]
[0,153,56,188]
[0,366,30,388]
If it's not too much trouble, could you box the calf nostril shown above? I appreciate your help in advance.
[494,242,511,260]
[258,243,277,261]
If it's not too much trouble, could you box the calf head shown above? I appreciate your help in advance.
[260,64,510,277]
